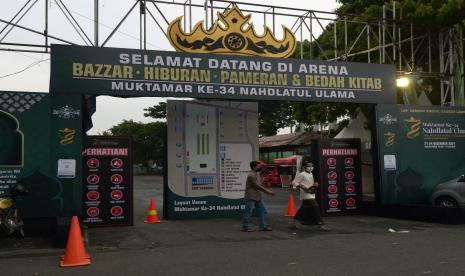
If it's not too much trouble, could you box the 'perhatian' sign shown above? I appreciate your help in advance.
[50,45,396,103]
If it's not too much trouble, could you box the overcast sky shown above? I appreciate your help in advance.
[0,0,340,134]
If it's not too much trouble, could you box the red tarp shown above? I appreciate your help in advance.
[272,155,298,165]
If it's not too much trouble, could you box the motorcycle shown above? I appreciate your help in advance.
[0,184,28,238]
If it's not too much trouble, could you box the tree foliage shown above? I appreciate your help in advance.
[258,101,294,136]
[293,102,359,132]
[143,100,295,137]
[143,102,166,119]
[106,120,165,164]
[336,0,465,29]
[284,38,360,136]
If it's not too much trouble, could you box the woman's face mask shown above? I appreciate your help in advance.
[305,166,314,172]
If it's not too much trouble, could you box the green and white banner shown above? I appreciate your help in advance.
[376,105,465,205]
[0,92,66,217]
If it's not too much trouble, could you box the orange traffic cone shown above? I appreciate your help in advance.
[60,216,91,267]
[144,198,160,224]
[285,194,297,217]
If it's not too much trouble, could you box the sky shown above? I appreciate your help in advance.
[0,0,340,134]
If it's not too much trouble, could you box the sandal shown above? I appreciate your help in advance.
[260,227,273,231]
[318,225,329,231]
[241,228,254,232]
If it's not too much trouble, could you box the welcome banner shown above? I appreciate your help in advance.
[50,45,396,104]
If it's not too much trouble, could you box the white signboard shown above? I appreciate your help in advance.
[166,100,258,218]
[219,143,253,199]
[384,155,397,171]
[57,159,76,178]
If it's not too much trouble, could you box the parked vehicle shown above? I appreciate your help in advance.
[260,163,280,187]
[432,175,465,208]
[0,184,28,238]
[261,156,300,188]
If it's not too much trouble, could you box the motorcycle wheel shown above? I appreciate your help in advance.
[2,209,23,237]
[15,225,25,238]
[1,220,15,235]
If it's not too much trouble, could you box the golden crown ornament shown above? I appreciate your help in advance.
[167,4,296,58]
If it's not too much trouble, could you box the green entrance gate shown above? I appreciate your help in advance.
[46,44,395,219]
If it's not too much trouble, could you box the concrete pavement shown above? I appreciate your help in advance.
[1,175,465,275]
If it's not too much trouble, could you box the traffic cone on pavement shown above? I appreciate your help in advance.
[144,198,160,224]
[285,194,297,217]
[60,216,91,267]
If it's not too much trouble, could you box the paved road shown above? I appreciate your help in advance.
[2,175,465,275]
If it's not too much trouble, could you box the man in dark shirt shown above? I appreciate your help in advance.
[241,161,275,232]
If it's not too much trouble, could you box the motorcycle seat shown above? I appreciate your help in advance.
[0,198,13,209]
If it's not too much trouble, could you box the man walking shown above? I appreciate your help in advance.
[241,161,275,232]
[290,161,327,230]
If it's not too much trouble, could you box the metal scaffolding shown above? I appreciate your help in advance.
[1,0,463,105]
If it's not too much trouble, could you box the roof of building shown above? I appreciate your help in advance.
[259,132,321,148]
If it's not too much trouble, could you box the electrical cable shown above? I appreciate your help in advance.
[0,58,50,79]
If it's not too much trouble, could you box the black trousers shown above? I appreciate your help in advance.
[294,199,323,225]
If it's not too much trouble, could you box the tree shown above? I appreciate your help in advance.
[106,120,165,165]
[292,101,359,134]
[288,39,362,136]
[143,100,294,137]
[332,0,465,105]
[143,102,166,119]
[293,0,465,111]
[335,0,465,29]
[258,101,294,136]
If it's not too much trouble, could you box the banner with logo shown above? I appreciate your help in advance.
[0,92,66,218]
[82,136,133,226]
[313,139,362,214]
[166,100,258,219]
[50,45,396,104]
[376,105,465,205]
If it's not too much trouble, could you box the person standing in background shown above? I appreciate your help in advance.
[241,161,275,232]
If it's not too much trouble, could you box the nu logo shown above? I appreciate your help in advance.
[59,128,76,145]
[404,117,422,139]
[384,131,395,147]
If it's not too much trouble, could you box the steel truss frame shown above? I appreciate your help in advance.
[1,0,463,105]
